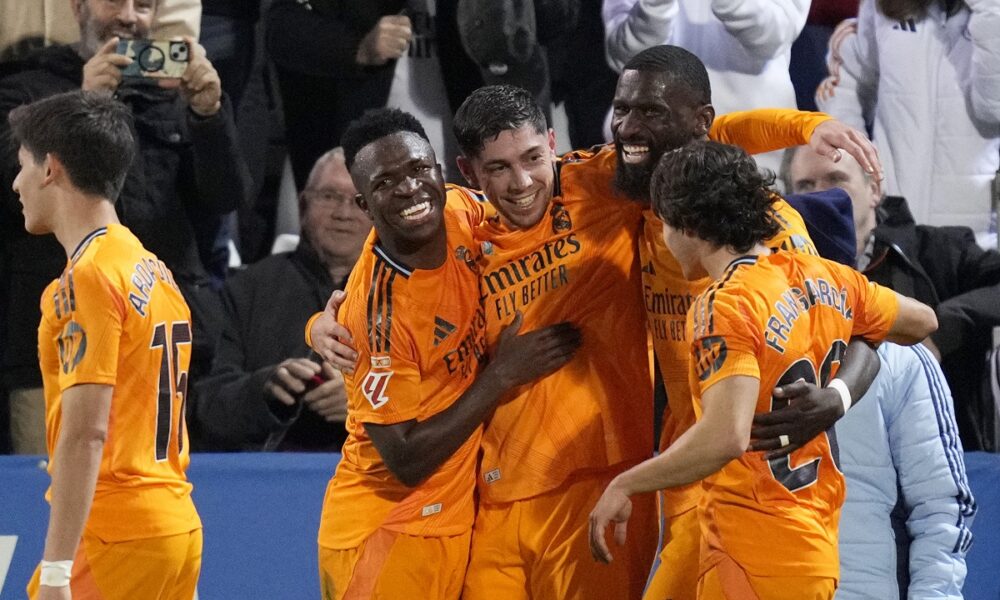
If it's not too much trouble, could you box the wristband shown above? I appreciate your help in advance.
[828,378,852,415]
[39,560,73,587]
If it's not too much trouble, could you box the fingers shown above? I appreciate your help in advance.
[613,520,629,548]
[772,379,811,399]
[266,383,297,407]
[750,408,797,427]
[499,312,524,344]
[98,36,121,55]
[317,337,359,374]
[588,514,614,563]
[764,444,802,460]
[326,290,349,325]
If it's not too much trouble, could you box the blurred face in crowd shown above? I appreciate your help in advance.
[611,69,713,203]
[787,146,881,252]
[12,146,56,235]
[73,0,156,58]
[351,132,447,252]
[457,124,557,230]
[300,152,372,269]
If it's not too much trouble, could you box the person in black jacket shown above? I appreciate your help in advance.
[193,148,371,451]
[784,143,1000,451]
[266,0,483,188]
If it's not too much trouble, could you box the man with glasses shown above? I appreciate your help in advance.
[192,148,372,451]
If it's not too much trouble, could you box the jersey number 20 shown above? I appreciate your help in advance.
[767,340,847,492]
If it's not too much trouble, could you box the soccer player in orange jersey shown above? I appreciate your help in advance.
[307,108,581,600]
[11,91,202,600]
[589,141,938,599]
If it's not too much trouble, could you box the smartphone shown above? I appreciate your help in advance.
[116,39,189,79]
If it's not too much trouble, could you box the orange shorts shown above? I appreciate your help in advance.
[697,553,836,600]
[643,501,700,600]
[318,528,471,600]
[27,528,202,600]
[463,470,657,600]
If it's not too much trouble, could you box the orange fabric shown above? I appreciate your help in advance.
[27,529,202,600]
[318,193,487,550]
[463,469,657,600]
[643,504,700,600]
[641,199,817,518]
[36,224,199,542]
[318,529,471,600]
[709,109,831,156]
[687,252,899,578]
[697,553,836,600]
[464,147,653,504]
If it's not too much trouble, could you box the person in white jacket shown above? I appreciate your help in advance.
[816,0,1000,244]
[602,0,809,173]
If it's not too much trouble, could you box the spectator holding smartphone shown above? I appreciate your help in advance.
[0,0,252,454]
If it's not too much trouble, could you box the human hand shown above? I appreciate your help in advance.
[264,358,321,406]
[81,37,132,93]
[809,119,883,181]
[487,313,582,390]
[356,15,413,66]
[750,380,844,459]
[303,362,348,422]
[588,481,632,563]
[159,37,221,117]
[38,585,70,600]
[310,291,359,373]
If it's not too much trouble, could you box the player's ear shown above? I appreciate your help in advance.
[456,155,479,189]
[547,128,557,154]
[354,193,371,217]
[695,104,715,138]
[43,153,62,186]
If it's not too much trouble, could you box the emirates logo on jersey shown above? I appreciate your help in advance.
[362,370,393,409]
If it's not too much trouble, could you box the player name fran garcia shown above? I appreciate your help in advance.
[764,277,853,353]
[127,257,180,317]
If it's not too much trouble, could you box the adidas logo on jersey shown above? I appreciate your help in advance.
[434,317,457,346]
[483,468,501,484]
[892,19,917,32]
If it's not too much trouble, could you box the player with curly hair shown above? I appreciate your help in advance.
[589,141,939,600]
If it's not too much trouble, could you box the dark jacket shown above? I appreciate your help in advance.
[192,241,348,451]
[265,0,482,187]
[0,44,250,390]
[865,196,1000,450]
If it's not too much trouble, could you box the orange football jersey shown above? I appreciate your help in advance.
[37,224,200,542]
[687,251,899,578]
[463,147,653,504]
[318,192,488,549]
[640,106,828,517]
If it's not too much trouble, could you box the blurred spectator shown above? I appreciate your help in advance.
[789,0,859,111]
[193,148,369,451]
[785,188,975,600]
[602,0,809,172]
[784,143,1000,451]
[816,0,1000,242]
[266,0,481,187]
[0,0,249,454]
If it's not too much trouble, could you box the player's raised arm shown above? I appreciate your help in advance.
[885,293,938,345]
[366,314,581,487]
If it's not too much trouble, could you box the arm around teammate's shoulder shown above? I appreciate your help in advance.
[886,294,938,346]
[366,313,582,487]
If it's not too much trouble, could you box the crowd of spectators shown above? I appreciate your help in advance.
[2,0,996,596]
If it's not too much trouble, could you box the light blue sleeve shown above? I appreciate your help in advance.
[883,344,975,600]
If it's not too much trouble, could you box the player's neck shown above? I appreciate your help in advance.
[52,194,120,259]
[702,242,769,280]
[379,232,448,271]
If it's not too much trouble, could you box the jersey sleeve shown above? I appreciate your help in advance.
[689,288,762,395]
[840,263,900,343]
[55,263,127,391]
[709,109,831,156]
[768,197,819,256]
[344,292,424,426]
[446,185,492,228]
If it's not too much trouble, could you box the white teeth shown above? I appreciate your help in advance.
[509,194,534,207]
[623,144,649,154]
[400,201,431,220]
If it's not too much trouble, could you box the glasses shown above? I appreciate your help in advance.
[302,189,355,206]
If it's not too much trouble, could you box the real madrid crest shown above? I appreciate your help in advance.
[455,245,479,273]
[550,203,572,233]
